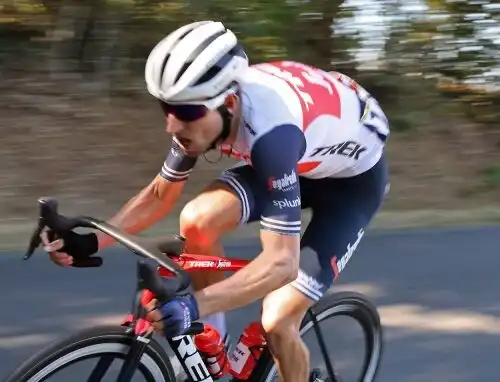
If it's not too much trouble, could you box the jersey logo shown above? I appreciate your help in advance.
[330,71,389,142]
[253,61,341,131]
[310,141,367,161]
[267,169,298,191]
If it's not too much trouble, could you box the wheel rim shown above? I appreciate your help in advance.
[27,343,166,382]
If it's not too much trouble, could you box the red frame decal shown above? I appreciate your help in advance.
[157,253,250,277]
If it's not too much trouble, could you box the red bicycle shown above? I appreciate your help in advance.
[4,197,383,382]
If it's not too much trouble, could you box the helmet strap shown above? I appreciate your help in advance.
[207,105,233,151]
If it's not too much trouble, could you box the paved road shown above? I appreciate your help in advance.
[1,226,500,381]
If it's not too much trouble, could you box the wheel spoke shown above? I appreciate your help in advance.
[307,309,338,382]
[87,355,115,382]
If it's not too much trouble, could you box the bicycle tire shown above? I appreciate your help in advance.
[3,325,176,382]
[249,291,383,382]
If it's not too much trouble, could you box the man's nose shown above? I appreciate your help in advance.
[165,115,184,134]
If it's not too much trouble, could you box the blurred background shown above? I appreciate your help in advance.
[1,0,500,249]
[2,3,500,380]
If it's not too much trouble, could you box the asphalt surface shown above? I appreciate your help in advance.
[1,226,500,381]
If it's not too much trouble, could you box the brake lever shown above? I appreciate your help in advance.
[41,197,90,233]
[23,216,45,260]
[23,197,90,261]
[24,197,60,260]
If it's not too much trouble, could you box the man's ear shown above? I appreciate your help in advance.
[224,93,239,115]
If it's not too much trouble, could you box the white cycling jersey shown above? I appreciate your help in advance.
[160,61,389,185]
[220,60,389,179]
[158,60,390,302]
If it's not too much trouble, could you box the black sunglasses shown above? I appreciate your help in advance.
[159,101,207,122]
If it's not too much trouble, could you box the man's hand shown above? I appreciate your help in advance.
[40,230,99,267]
[145,294,200,338]
[41,231,72,266]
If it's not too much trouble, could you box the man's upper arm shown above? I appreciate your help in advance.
[251,124,306,243]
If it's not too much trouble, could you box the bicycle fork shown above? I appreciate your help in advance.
[121,308,214,382]
[119,285,160,381]
[120,262,213,382]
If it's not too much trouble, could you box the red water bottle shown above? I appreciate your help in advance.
[228,321,266,379]
[193,324,231,379]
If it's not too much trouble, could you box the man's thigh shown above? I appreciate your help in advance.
[178,178,246,291]
[260,196,383,333]
[291,154,388,302]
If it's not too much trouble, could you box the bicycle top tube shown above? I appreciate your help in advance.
[159,253,251,276]
[24,197,191,290]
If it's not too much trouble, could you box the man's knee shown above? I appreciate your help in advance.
[261,301,309,363]
[260,285,313,338]
[261,313,299,342]
[179,181,243,248]
[180,200,217,247]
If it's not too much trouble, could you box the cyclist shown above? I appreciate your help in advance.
[41,20,389,382]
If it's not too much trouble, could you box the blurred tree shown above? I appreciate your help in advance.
[423,0,500,126]
[1,0,499,124]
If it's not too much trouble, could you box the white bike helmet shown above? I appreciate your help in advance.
[145,21,249,109]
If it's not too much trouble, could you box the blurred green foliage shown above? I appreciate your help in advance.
[2,0,499,130]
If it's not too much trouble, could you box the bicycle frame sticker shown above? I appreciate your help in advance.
[169,335,214,382]
[158,253,250,277]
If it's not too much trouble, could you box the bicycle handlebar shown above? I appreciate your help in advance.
[24,197,192,300]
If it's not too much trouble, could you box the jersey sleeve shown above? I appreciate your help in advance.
[250,124,306,236]
[159,139,198,182]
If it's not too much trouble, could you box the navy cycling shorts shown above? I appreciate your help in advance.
[217,153,389,302]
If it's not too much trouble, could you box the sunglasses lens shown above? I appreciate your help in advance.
[159,101,207,122]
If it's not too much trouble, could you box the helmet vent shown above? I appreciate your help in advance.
[174,30,226,84]
[194,43,246,86]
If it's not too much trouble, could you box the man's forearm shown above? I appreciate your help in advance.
[194,250,296,317]
[97,195,168,249]
[97,179,184,250]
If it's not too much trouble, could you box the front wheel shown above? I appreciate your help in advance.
[3,325,176,382]
[250,291,384,382]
